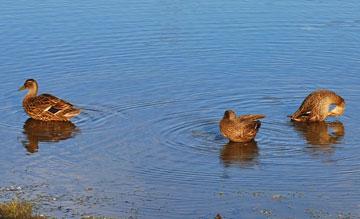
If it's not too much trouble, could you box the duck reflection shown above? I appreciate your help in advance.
[220,141,259,167]
[22,118,79,153]
[292,121,344,154]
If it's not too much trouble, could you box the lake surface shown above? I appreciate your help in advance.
[1,0,360,218]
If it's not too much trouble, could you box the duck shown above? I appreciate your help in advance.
[19,79,81,121]
[289,89,345,122]
[219,110,265,143]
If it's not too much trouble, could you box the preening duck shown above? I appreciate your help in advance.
[219,110,265,143]
[289,89,345,122]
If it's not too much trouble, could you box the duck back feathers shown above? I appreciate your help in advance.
[219,110,265,143]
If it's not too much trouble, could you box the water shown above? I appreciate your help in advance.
[1,0,360,218]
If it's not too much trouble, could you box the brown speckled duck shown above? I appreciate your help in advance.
[289,89,345,122]
[219,110,265,143]
[19,79,81,121]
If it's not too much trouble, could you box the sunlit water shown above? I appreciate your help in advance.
[1,1,360,218]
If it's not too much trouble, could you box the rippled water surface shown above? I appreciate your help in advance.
[1,1,360,218]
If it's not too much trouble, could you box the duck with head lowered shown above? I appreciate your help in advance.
[219,110,265,143]
[289,89,345,122]
[19,79,81,121]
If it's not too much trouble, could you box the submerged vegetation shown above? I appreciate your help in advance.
[0,200,45,219]
[0,200,118,219]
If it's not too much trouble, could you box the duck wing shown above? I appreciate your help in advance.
[26,94,79,120]
[34,94,74,114]
[237,114,265,121]
[233,120,261,142]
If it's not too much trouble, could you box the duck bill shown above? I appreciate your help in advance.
[18,85,26,91]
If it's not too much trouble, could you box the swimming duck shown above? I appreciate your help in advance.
[219,110,265,143]
[289,89,345,122]
[19,79,81,121]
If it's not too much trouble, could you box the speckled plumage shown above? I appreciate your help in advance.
[20,79,80,121]
[289,89,345,122]
[219,110,265,143]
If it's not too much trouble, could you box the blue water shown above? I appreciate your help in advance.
[0,1,359,218]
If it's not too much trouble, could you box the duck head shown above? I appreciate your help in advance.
[223,110,236,120]
[19,79,38,96]
[328,100,345,117]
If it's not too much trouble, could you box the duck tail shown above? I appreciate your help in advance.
[254,120,261,131]
[288,108,304,121]
[64,108,81,119]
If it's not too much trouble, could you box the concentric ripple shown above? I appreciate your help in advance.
[156,113,222,155]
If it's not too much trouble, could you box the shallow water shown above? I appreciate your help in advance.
[1,0,360,218]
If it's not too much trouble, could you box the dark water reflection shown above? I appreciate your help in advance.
[22,119,79,153]
[220,141,259,167]
[292,121,344,155]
